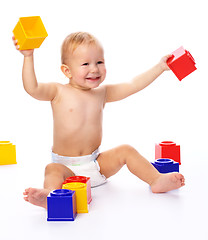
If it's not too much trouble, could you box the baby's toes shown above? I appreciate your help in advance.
[175,173,184,181]
[175,173,185,186]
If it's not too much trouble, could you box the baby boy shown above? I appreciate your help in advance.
[13,32,185,209]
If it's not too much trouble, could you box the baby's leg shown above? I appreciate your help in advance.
[23,163,75,208]
[97,145,185,193]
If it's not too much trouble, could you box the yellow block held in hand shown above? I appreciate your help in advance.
[13,16,48,50]
[62,182,88,213]
[0,141,16,165]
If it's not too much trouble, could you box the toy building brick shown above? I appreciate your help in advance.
[63,176,92,204]
[167,46,197,80]
[13,16,48,50]
[152,158,179,173]
[47,189,77,221]
[62,182,88,213]
[155,141,181,165]
[0,141,16,165]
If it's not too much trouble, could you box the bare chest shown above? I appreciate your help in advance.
[52,87,105,126]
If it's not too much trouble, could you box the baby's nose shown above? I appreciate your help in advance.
[91,64,99,73]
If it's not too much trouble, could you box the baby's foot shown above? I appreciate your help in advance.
[151,172,185,193]
[23,188,51,209]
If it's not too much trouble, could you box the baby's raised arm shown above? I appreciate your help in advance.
[105,54,172,103]
[13,36,57,101]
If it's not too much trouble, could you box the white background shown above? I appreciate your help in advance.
[0,0,207,239]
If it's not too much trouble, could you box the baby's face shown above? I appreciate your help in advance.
[68,44,106,90]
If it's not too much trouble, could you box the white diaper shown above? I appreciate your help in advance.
[51,148,107,187]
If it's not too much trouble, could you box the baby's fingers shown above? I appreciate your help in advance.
[12,36,17,44]
[12,36,20,50]
[164,54,173,62]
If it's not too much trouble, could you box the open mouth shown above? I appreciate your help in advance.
[86,77,100,81]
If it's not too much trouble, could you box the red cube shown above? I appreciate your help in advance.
[167,46,197,81]
[155,141,181,165]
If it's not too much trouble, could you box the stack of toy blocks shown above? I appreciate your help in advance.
[167,46,197,81]
[63,176,92,204]
[152,141,181,173]
[0,141,16,165]
[47,176,92,221]
[47,189,77,221]
[13,16,48,50]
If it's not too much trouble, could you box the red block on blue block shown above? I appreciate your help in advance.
[155,141,181,165]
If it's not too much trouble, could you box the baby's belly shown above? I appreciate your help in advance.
[52,126,102,157]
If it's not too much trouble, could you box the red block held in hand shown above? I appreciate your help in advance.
[167,46,197,81]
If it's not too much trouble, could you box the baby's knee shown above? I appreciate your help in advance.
[44,163,59,175]
[118,144,137,154]
[44,163,75,179]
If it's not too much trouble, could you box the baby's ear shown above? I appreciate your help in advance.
[61,64,72,79]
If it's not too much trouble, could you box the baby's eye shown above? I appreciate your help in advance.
[97,61,104,64]
[82,63,89,66]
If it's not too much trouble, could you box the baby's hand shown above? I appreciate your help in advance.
[159,54,173,71]
[12,36,34,57]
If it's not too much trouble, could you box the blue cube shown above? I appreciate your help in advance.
[47,189,77,221]
[151,158,179,173]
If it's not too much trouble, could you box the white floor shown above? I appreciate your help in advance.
[1,149,208,240]
[1,0,208,239]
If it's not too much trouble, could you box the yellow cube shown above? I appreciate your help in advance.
[0,141,16,165]
[13,16,48,50]
[62,182,88,213]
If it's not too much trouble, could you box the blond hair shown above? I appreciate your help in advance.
[61,32,101,64]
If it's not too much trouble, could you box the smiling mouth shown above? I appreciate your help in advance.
[86,77,100,81]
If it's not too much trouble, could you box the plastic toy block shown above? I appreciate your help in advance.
[63,176,92,204]
[167,46,196,81]
[62,182,88,213]
[152,158,179,173]
[13,16,48,50]
[0,141,16,165]
[47,189,77,221]
[155,141,181,165]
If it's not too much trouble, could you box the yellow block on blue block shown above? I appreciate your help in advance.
[62,182,88,213]
[13,16,48,50]
[0,141,16,165]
